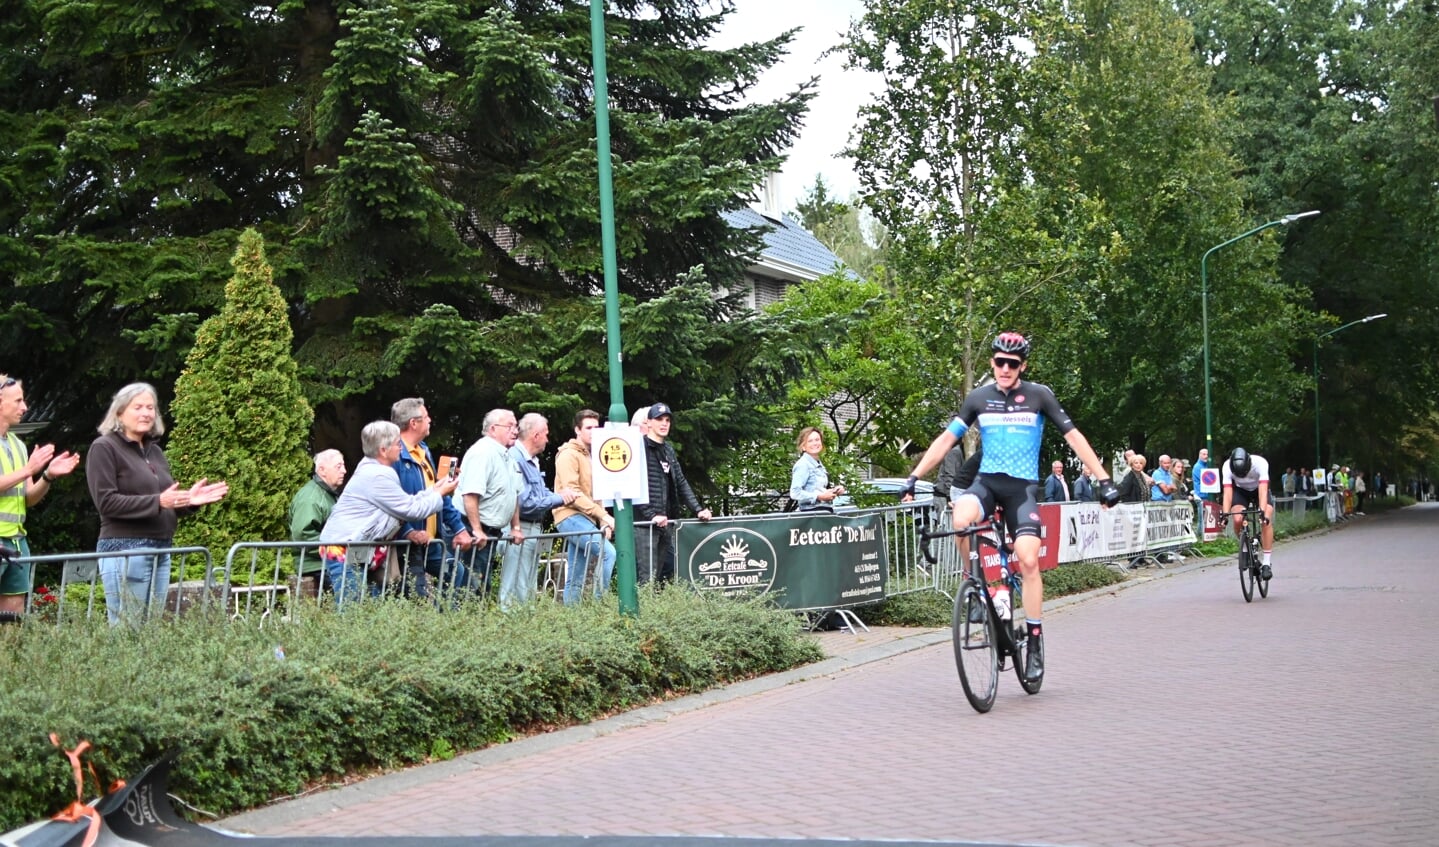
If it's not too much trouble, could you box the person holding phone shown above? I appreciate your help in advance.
[789,426,844,512]
[391,398,475,598]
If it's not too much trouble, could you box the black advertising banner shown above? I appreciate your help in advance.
[675,512,887,610]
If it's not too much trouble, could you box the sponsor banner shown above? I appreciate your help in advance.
[1036,503,1061,570]
[1202,500,1224,541]
[1145,501,1196,548]
[978,544,1005,584]
[1103,503,1147,557]
[675,512,887,611]
[968,505,1064,583]
[1055,502,1105,562]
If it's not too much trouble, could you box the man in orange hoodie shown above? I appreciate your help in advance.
[552,409,617,604]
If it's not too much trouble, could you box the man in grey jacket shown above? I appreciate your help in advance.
[320,420,456,608]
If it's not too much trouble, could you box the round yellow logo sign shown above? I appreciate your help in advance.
[598,437,632,472]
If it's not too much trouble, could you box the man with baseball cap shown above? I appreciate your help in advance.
[635,402,710,584]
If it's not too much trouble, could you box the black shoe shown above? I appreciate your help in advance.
[1260,564,1273,581]
[967,600,987,624]
[1024,634,1044,681]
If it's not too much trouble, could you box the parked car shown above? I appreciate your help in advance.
[834,477,935,508]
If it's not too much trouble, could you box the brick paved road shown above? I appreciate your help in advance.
[232,505,1439,846]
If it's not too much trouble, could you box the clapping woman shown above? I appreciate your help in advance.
[86,383,229,625]
[1117,453,1150,503]
[789,427,845,512]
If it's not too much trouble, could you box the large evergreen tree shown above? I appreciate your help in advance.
[168,229,313,555]
[0,0,812,494]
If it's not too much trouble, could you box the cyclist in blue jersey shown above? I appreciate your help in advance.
[902,332,1119,681]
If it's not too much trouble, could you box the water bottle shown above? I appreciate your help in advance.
[992,586,1011,621]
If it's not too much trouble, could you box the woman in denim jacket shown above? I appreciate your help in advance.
[789,427,845,512]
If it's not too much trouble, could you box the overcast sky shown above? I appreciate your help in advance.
[709,0,878,215]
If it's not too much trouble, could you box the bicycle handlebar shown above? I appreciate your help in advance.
[918,521,996,565]
[1229,505,1271,526]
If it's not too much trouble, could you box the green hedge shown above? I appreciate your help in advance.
[0,592,821,828]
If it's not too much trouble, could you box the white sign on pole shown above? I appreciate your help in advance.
[1199,466,1221,495]
[594,424,649,507]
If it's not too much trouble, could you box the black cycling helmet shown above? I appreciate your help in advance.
[1229,447,1252,478]
[992,331,1031,360]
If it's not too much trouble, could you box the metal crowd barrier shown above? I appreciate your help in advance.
[15,547,216,625]
[14,500,955,628]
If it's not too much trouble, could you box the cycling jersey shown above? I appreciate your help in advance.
[944,380,1075,483]
[1221,454,1270,492]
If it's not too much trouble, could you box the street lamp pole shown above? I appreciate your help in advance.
[1313,313,1388,471]
[589,0,639,615]
[1200,210,1320,458]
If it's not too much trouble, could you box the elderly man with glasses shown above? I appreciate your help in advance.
[456,408,526,596]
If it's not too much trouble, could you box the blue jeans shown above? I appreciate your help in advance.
[498,520,544,610]
[556,514,615,605]
[321,545,385,610]
[424,545,474,602]
[97,537,172,626]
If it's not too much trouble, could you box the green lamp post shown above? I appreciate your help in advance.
[589,0,639,615]
[1200,210,1320,457]
[1313,313,1388,471]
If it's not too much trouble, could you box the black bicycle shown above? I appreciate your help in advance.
[921,513,1041,713]
[1233,505,1271,602]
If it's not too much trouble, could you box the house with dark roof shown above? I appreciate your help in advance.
[720,207,850,310]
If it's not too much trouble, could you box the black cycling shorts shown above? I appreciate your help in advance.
[1231,486,1275,510]
[958,473,1043,540]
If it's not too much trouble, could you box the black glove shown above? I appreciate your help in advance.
[899,475,918,499]
[1096,479,1120,507]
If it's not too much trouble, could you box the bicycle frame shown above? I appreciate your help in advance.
[921,518,1023,658]
[1230,505,1270,602]
[922,508,1043,711]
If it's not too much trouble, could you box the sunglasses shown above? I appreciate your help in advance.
[0,377,16,389]
[992,356,1024,371]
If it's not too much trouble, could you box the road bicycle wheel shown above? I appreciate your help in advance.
[1238,541,1255,603]
[952,578,998,713]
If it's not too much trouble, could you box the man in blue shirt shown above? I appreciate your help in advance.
[1150,455,1175,501]
[1192,448,1211,501]
[502,413,578,609]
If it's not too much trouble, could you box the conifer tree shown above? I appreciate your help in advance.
[168,230,314,555]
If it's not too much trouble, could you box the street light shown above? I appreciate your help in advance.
[1313,313,1388,470]
[1200,210,1320,457]
[589,0,639,615]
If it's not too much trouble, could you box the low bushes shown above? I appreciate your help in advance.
[0,591,820,829]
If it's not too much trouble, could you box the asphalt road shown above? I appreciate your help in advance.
[228,503,1439,847]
